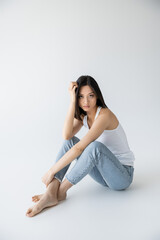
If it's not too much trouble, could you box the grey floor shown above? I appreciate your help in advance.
[1,156,160,240]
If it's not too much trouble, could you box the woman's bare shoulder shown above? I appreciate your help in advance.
[100,107,119,129]
[99,107,110,115]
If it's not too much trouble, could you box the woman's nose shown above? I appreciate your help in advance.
[84,99,89,104]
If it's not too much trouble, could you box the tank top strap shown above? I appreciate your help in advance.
[95,106,102,120]
[83,115,88,128]
[83,106,102,128]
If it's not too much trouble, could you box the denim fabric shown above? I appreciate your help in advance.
[54,136,134,190]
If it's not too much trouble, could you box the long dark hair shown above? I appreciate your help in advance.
[74,75,108,121]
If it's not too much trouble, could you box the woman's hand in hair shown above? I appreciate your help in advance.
[68,81,78,103]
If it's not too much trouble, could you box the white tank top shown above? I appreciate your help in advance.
[83,106,135,167]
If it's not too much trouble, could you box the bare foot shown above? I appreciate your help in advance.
[26,179,59,217]
[26,195,58,217]
[32,191,67,202]
[32,194,43,202]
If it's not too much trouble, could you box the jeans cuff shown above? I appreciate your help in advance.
[65,176,75,185]
[54,176,62,183]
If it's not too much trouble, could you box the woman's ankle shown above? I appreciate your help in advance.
[57,179,73,201]
[46,178,60,194]
[57,187,67,201]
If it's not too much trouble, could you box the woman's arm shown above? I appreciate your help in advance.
[50,144,83,175]
[62,81,78,139]
[62,101,76,139]
[42,81,80,186]
[42,144,83,186]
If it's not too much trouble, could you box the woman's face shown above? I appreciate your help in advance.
[78,85,97,112]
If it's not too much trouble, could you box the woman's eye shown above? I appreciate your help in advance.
[78,95,94,98]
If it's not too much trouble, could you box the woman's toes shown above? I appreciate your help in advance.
[26,208,33,216]
[32,194,43,202]
[32,195,38,200]
[26,210,34,217]
[32,199,37,202]
[26,206,41,217]
[32,197,38,202]
[26,208,32,214]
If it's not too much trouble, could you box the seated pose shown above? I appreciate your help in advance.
[26,75,135,217]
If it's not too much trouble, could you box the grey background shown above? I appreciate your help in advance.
[0,0,160,240]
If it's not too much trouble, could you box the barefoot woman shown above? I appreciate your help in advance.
[26,75,135,217]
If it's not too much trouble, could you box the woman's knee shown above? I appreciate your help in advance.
[84,141,102,151]
[82,141,106,158]
[63,135,80,147]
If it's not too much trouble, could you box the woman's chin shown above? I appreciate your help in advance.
[83,106,90,110]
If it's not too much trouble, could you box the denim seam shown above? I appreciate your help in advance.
[66,154,96,184]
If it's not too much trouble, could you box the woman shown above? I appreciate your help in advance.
[26,75,135,217]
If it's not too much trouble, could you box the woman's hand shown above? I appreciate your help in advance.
[41,169,55,187]
[68,81,79,103]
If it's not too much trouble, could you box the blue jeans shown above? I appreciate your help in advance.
[54,136,134,190]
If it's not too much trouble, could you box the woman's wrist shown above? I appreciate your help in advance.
[49,166,56,176]
[70,100,76,105]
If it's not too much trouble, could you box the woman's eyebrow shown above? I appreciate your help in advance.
[79,92,94,95]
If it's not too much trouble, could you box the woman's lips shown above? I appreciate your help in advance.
[83,106,90,108]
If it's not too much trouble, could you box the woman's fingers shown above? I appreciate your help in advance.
[68,81,78,91]
[68,81,78,102]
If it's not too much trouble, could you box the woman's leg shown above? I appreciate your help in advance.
[26,178,60,217]
[32,136,81,202]
[88,165,109,187]
[65,140,134,191]
[57,165,110,201]
[53,136,80,182]
[26,136,81,217]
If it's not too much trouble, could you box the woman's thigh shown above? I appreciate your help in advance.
[84,141,134,190]
[88,166,109,187]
